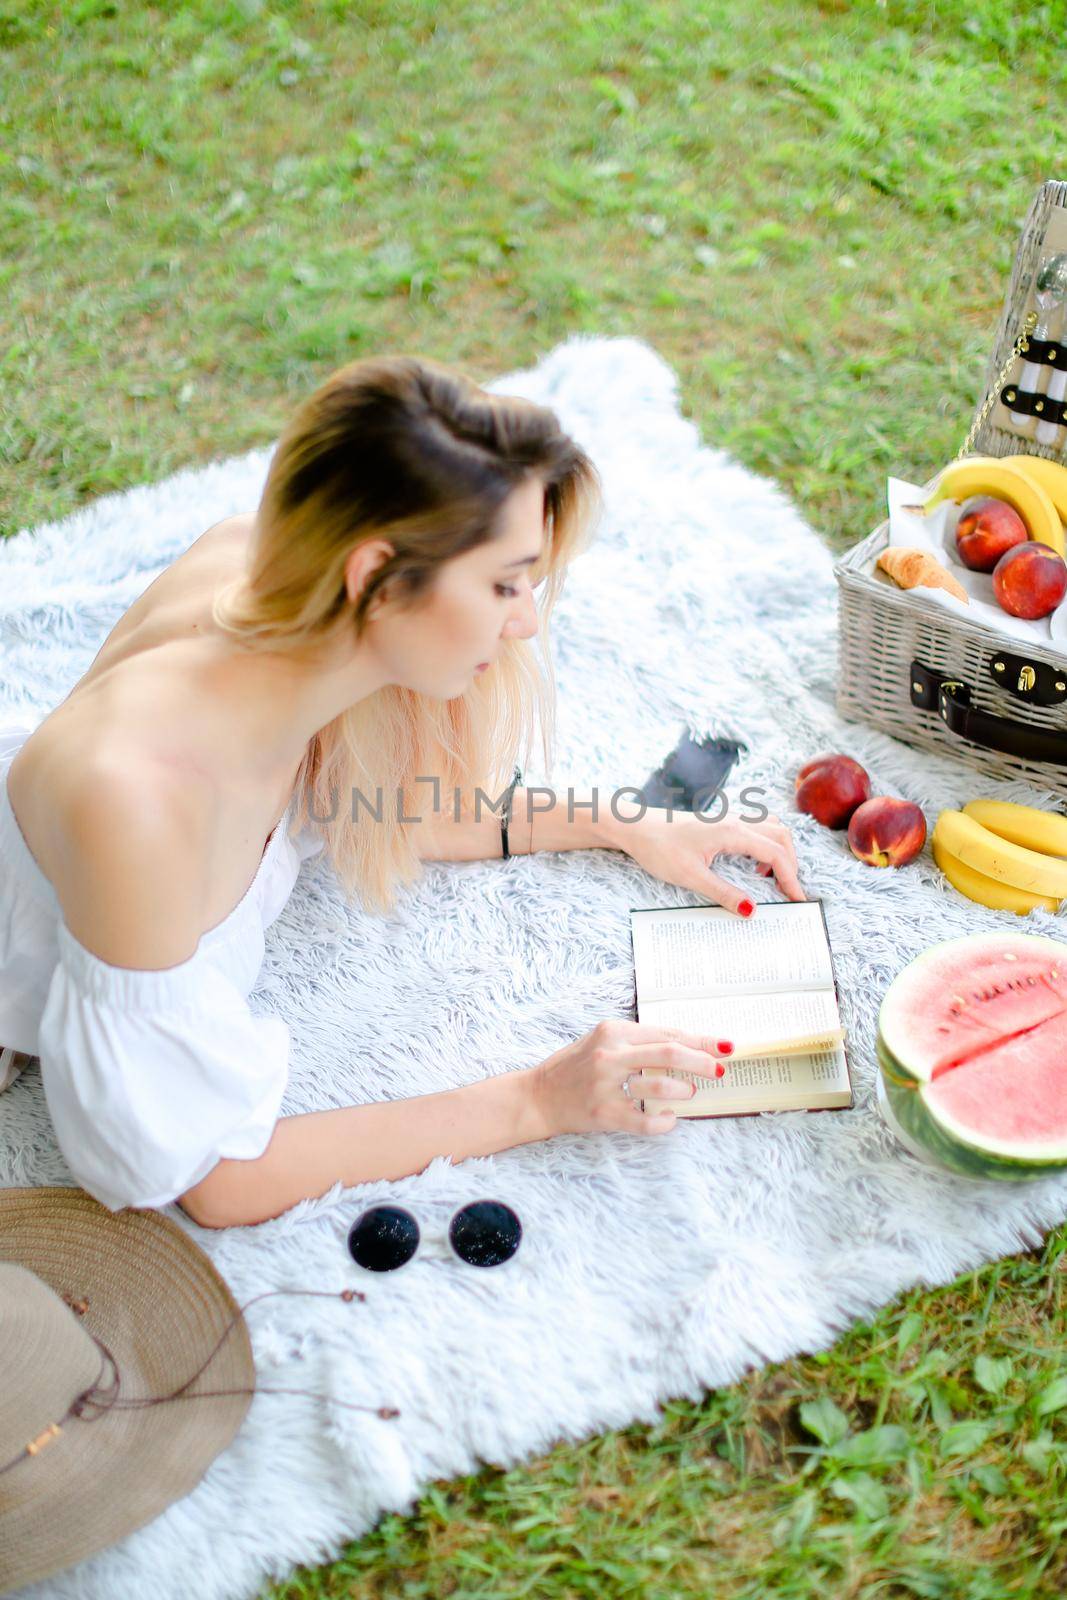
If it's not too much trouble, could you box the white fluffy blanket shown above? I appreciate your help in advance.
[4,335,1067,1600]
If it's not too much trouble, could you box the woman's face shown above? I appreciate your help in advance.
[363,474,548,698]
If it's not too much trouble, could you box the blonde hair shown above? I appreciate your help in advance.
[211,353,603,914]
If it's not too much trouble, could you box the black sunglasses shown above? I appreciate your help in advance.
[347,1199,522,1272]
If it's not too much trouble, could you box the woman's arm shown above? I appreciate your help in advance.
[415,786,806,906]
[178,1064,552,1229]
[415,785,617,862]
[178,1015,732,1229]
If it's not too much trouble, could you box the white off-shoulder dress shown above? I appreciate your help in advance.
[0,715,324,1213]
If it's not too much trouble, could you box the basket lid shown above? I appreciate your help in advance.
[967,177,1067,462]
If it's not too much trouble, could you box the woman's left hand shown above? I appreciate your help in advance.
[611,806,806,914]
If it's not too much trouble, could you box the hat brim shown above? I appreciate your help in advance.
[0,1187,254,1594]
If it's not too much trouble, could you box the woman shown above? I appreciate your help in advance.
[0,355,804,1229]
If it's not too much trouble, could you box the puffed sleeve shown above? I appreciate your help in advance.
[36,924,291,1213]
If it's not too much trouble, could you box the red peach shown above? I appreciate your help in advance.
[991,541,1067,619]
[795,753,871,829]
[954,495,1028,572]
[847,797,926,868]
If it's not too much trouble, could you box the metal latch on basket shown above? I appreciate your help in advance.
[909,660,961,715]
[910,659,1067,766]
[987,651,1067,707]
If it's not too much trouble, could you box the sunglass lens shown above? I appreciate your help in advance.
[449,1200,522,1267]
[347,1205,419,1271]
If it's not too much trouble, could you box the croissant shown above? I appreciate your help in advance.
[876,545,969,603]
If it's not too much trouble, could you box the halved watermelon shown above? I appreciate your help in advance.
[876,931,1067,1181]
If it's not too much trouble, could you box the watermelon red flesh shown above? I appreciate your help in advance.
[923,1009,1067,1155]
[879,933,1067,1081]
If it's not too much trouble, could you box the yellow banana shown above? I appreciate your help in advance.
[920,455,1065,557]
[932,835,1060,915]
[963,797,1067,860]
[933,808,1067,898]
[1002,454,1067,528]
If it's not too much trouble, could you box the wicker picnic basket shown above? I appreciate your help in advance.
[834,177,1067,802]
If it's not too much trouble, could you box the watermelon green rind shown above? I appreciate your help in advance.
[876,1030,1067,1166]
[877,930,1067,1085]
[875,1032,919,1091]
[875,1034,1067,1181]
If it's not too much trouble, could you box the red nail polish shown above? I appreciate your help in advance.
[738,898,755,918]
[716,1040,733,1055]
[715,1064,725,1078]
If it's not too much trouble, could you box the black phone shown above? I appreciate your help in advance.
[638,729,746,813]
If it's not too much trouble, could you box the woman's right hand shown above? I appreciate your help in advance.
[530,1019,731,1137]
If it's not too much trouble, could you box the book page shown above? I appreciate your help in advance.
[637,989,850,1102]
[630,902,834,999]
[639,985,844,1100]
[646,1043,851,1104]
[636,986,842,1045]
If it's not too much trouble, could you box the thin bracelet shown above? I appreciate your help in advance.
[501,766,522,859]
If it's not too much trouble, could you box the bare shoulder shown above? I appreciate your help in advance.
[191,512,255,559]
[180,510,253,550]
[54,757,213,972]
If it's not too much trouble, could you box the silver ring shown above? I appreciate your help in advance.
[621,1072,638,1101]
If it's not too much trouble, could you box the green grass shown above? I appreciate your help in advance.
[3,0,1067,1593]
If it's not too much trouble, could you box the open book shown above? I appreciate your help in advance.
[629,900,853,1117]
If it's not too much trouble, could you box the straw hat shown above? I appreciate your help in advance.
[0,1186,255,1594]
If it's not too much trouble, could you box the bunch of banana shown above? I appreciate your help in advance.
[920,455,1067,559]
[932,799,1067,914]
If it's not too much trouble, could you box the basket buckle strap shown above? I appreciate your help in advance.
[910,658,1067,767]
[998,386,1067,429]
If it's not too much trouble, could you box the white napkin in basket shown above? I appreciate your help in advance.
[885,476,1067,652]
